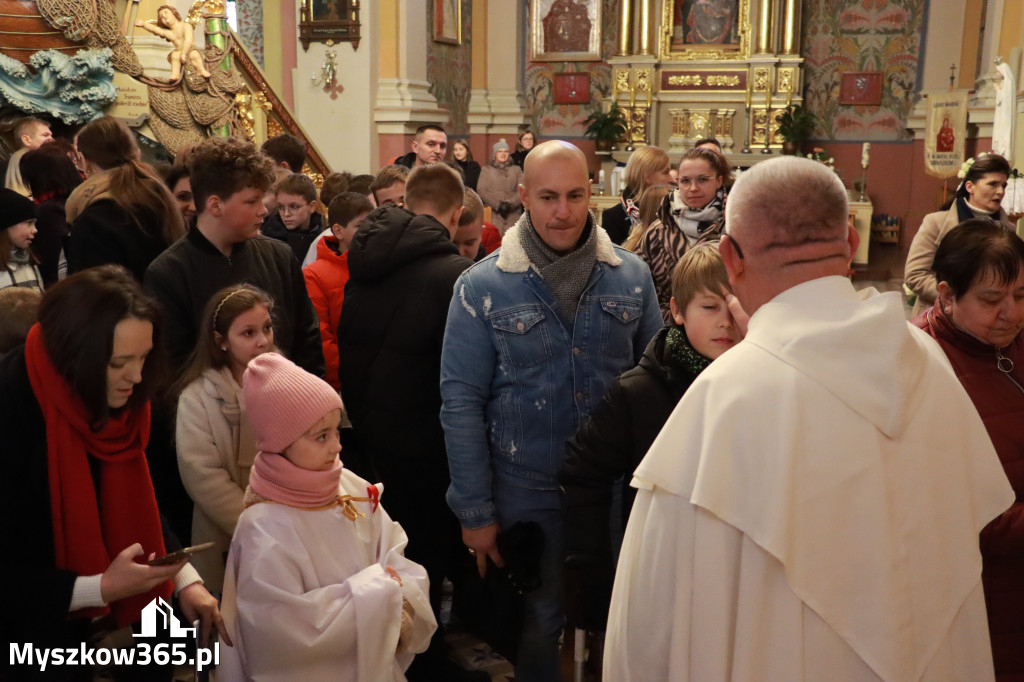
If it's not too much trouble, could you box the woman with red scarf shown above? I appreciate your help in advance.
[912,221,1024,680]
[0,265,228,681]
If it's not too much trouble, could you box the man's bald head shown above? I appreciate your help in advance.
[721,157,855,314]
[726,156,849,256]
[523,140,589,188]
[518,140,593,254]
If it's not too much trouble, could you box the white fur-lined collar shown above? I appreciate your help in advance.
[496,212,622,273]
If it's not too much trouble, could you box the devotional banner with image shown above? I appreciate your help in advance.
[924,90,967,179]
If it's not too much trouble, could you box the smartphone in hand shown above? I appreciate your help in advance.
[146,542,216,566]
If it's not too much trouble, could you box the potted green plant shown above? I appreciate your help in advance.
[584,101,628,151]
[774,104,817,155]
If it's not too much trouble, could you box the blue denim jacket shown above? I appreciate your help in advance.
[441,217,662,529]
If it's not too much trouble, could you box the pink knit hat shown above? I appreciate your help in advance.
[242,353,344,454]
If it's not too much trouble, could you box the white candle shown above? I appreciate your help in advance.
[861,142,870,169]
[599,169,605,186]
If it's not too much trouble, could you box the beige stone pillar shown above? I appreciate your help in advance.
[467,0,527,138]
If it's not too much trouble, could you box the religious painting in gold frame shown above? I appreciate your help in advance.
[660,0,751,62]
[433,0,461,45]
[530,0,602,62]
[299,0,361,51]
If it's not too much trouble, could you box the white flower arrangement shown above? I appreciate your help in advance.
[957,157,976,179]
[806,147,835,171]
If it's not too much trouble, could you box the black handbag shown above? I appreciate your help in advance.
[451,521,545,664]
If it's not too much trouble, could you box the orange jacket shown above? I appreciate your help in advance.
[303,235,349,389]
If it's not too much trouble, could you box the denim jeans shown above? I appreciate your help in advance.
[494,481,566,682]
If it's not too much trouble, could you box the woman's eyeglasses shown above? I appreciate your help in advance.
[677,175,716,189]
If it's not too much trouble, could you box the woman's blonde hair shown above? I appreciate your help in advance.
[623,145,670,196]
[623,185,672,251]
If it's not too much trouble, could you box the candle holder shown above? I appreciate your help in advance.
[857,169,868,201]
[762,90,774,154]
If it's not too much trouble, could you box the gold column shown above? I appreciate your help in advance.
[638,0,652,56]
[378,0,399,79]
[782,0,800,54]
[617,0,633,56]
[472,0,488,89]
[756,0,774,53]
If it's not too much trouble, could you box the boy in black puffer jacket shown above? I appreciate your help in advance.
[561,243,744,633]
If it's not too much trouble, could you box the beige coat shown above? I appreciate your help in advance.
[904,202,1016,315]
[176,366,257,592]
[477,160,523,233]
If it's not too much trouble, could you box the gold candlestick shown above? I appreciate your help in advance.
[762,86,773,154]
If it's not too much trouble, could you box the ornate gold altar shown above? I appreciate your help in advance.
[609,0,804,156]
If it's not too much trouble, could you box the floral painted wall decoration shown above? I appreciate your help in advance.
[801,0,924,141]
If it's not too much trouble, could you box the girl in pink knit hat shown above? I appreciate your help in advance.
[218,352,437,681]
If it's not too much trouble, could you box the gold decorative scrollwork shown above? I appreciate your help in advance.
[187,0,226,26]
[635,68,652,93]
[750,106,784,145]
[668,74,704,86]
[665,74,740,87]
[707,75,740,86]
[754,67,770,91]
[629,107,648,145]
[669,108,737,150]
[777,68,793,92]
[234,89,273,141]
[614,68,631,97]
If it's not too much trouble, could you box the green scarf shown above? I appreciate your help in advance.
[664,325,713,379]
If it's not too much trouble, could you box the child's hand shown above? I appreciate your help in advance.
[385,566,402,586]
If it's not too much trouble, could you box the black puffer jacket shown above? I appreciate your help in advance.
[260,210,325,264]
[561,325,708,630]
[144,227,325,377]
[601,201,631,246]
[338,206,472,487]
[68,199,172,282]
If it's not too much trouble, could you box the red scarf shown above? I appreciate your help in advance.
[24,324,171,627]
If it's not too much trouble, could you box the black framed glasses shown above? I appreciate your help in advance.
[724,228,744,259]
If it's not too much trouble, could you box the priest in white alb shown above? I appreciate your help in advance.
[603,156,1015,682]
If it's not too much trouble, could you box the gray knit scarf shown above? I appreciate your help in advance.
[9,247,31,265]
[518,212,598,329]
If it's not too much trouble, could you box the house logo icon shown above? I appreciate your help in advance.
[133,597,197,639]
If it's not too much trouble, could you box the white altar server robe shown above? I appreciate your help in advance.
[217,473,436,681]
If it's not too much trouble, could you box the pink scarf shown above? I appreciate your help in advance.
[247,452,342,508]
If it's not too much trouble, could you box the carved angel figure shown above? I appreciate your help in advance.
[136,5,212,81]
